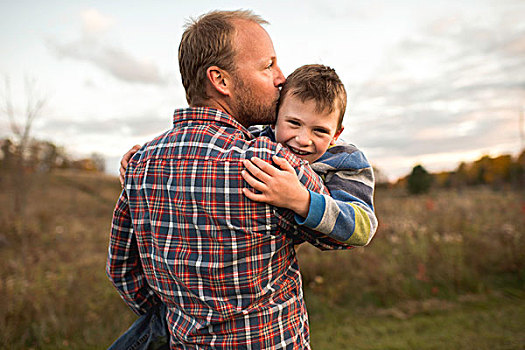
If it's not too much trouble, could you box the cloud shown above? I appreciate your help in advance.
[39,111,171,138]
[46,9,167,86]
[81,9,114,36]
[351,11,524,117]
[309,0,384,21]
[343,7,525,178]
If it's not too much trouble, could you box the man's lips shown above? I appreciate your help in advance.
[286,144,313,156]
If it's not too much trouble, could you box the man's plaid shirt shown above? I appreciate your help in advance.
[107,107,350,349]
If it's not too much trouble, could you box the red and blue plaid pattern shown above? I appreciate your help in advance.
[107,107,346,349]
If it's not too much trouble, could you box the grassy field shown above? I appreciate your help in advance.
[308,292,525,349]
[0,171,524,349]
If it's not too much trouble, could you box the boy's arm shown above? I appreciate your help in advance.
[106,190,161,315]
[244,138,357,250]
[241,147,351,251]
[242,143,378,247]
[302,142,378,246]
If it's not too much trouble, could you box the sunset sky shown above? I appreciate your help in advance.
[1,0,524,180]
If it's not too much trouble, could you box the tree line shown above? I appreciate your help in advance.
[0,137,106,173]
[0,137,106,226]
[395,150,525,194]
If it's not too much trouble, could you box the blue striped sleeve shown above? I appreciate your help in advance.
[297,141,378,246]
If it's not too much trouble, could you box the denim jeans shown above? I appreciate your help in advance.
[108,303,169,350]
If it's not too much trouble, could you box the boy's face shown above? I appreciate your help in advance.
[274,94,343,163]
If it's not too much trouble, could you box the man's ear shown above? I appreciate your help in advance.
[206,66,232,97]
[331,126,344,145]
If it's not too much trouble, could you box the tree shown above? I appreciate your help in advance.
[407,164,433,194]
[90,152,106,172]
[1,77,48,218]
[510,149,525,187]
[454,162,469,187]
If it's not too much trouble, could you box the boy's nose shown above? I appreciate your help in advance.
[295,134,313,146]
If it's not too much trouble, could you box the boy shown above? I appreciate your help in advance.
[242,64,377,247]
[111,64,377,349]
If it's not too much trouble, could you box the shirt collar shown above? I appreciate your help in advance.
[173,107,254,139]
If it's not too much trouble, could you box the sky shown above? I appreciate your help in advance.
[1,0,524,180]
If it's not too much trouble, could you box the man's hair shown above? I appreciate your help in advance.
[279,64,347,130]
[178,10,268,106]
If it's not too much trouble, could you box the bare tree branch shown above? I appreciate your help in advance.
[1,75,48,220]
[2,76,47,148]
[2,77,21,137]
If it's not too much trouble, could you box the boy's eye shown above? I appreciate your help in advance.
[288,120,300,126]
[314,128,329,134]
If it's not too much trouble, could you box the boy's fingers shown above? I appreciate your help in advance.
[122,145,140,164]
[120,158,128,175]
[119,144,141,186]
[272,156,295,173]
[241,169,267,192]
[250,156,280,176]
[129,144,141,154]
[119,171,125,187]
[243,159,272,182]
[242,188,265,202]
[118,145,140,187]
[119,160,129,187]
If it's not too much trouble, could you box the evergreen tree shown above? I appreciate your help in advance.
[407,164,433,194]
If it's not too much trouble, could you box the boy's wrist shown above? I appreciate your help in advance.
[290,187,310,218]
[294,190,325,228]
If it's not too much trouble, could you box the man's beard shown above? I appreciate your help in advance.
[231,77,279,127]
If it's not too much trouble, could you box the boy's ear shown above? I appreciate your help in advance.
[331,127,344,145]
[206,66,232,96]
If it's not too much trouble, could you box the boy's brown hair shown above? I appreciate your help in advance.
[279,64,347,130]
[178,10,267,106]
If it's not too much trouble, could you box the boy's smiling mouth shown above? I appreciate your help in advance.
[286,144,313,156]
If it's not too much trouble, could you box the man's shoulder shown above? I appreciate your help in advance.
[248,125,275,140]
[244,133,304,167]
[129,117,302,167]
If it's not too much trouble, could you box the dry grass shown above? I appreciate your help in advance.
[0,171,134,348]
[0,172,523,348]
[298,187,525,307]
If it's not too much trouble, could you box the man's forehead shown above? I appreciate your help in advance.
[233,20,275,56]
[232,18,264,34]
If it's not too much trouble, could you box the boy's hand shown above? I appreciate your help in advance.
[119,144,141,186]
[242,156,310,218]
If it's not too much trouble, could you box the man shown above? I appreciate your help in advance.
[107,10,352,349]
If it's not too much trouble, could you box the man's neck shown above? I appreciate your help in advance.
[191,99,248,128]
[192,99,229,115]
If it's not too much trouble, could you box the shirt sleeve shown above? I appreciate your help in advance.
[295,143,378,246]
[106,189,161,315]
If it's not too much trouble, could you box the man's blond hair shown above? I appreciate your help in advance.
[178,10,268,106]
[279,64,347,130]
